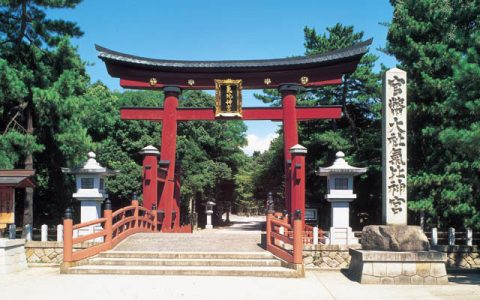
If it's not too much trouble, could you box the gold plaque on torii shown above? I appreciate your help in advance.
[215,79,243,118]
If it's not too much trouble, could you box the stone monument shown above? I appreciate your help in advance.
[62,152,117,240]
[382,68,408,225]
[316,151,366,245]
[348,68,448,285]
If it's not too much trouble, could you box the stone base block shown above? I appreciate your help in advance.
[0,239,28,274]
[329,227,359,245]
[348,249,448,285]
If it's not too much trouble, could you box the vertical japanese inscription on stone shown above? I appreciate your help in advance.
[382,68,407,225]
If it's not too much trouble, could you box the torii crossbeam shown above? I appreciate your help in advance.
[96,39,372,232]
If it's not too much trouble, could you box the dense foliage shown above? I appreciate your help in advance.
[0,0,89,229]
[253,24,382,229]
[387,0,480,229]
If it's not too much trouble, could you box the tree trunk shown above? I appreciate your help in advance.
[22,107,34,238]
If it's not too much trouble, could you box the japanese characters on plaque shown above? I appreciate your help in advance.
[382,68,407,225]
[214,79,243,118]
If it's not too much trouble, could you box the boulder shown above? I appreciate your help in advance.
[361,225,429,251]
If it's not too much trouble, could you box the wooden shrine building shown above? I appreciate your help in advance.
[0,170,35,230]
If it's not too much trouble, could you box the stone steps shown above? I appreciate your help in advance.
[66,265,299,277]
[64,251,300,277]
[96,251,274,260]
[88,257,281,267]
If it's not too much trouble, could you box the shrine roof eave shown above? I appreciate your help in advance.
[95,39,372,90]
[316,167,367,176]
[0,170,36,188]
[0,177,36,188]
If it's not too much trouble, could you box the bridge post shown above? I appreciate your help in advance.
[152,204,158,232]
[104,199,112,248]
[266,194,275,249]
[132,193,139,229]
[290,144,307,228]
[63,208,73,263]
[140,146,160,212]
[293,210,303,265]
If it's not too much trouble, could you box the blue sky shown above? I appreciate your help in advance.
[49,0,395,154]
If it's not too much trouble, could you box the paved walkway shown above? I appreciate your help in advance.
[1,267,479,300]
[114,214,265,252]
[3,215,478,299]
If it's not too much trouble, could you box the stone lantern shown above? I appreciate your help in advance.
[62,152,117,237]
[316,151,366,245]
[202,200,216,229]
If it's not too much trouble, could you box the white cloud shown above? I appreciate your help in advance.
[241,133,279,156]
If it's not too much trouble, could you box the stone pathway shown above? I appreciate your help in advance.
[2,267,479,300]
[114,214,265,252]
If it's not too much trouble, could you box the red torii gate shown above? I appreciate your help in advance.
[96,39,371,232]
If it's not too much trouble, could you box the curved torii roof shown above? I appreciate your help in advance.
[96,39,372,90]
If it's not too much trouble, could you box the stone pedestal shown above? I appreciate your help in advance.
[329,227,358,245]
[329,201,358,244]
[348,249,448,284]
[205,214,213,229]
[0,239,27,274]
[78,199,104,239]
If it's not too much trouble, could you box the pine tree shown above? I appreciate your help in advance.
[387,0,480,229]
[0,0,89,228]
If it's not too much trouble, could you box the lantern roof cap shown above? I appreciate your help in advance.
[139,145,160,156]
[289,144,308,154]
[62,152,118,176]
[316,151,367,176]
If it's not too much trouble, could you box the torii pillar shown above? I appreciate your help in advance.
[280,84,304,216]
[158,86,181,231]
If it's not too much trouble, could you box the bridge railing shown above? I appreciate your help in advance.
[266,211,302,266]
[62,198,160,265]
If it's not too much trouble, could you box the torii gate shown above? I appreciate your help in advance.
[96,39,372,232]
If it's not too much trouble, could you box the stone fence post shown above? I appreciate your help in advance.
[24,224,32,241]
[448,227,455,246]
[431,228,438,246]
[57,224,63,242]
[466,228,473,247]
[41,224,48,242]
[8,224,16,239]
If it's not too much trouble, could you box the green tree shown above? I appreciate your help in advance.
[82,85,163,207]
[254,24,381,228]
[387,0,480,229]
[0,0,90,229]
